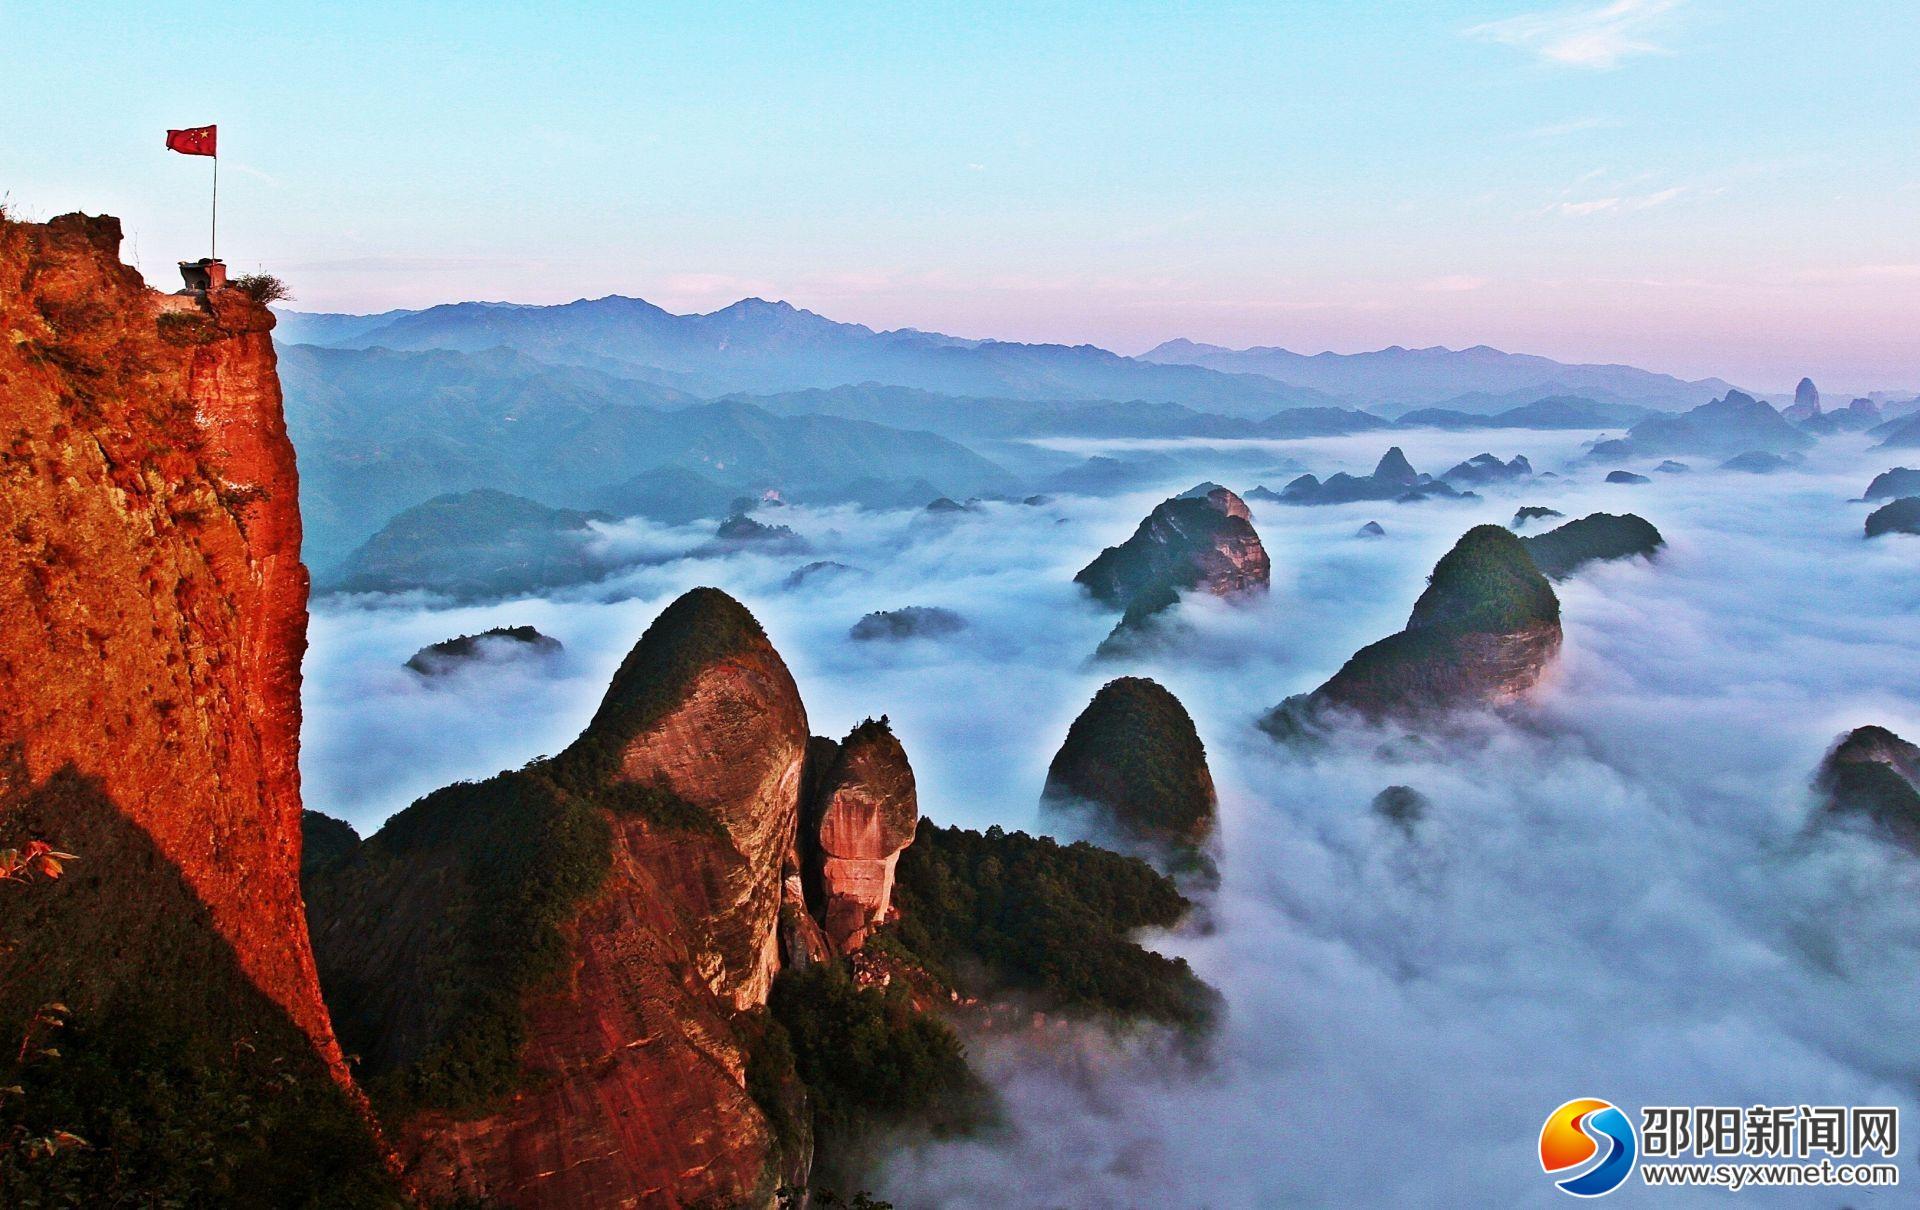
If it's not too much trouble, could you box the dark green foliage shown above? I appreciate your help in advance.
[1272,525,1562,726]
[0,755,397,1206]
[300,809,360,877]
[595,779,727,837]
[1819,727,1920,851]
[0,1006,397,1209]
[743,1012,810,1158]
[1043,677,1215,852]
[769,964,981,1159]
[321,770,612,1112]
[404,624,561,674]
[1406,524,1559,634]
[1864,497,1920,538]
[1512,506,1563,525]
[1824,761,1920,844]
[1075,493,1256,612]
[1521,512,1664,579]
[231,273,292,304]
[884,822,1216,1032]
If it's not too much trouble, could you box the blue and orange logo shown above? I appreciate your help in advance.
[1540,1098,1638,1197]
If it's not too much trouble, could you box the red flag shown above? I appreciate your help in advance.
[166,125,217,157]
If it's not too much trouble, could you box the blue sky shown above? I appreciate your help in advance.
[4,1,1916,390]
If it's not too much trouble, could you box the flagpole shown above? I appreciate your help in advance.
[211,153,219,260]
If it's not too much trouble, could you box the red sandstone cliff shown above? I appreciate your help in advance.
[307,589,818,1207]
[0,213,341,1072]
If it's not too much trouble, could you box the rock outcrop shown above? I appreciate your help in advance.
[1864,467,1920,501]
[0,213,390,1198]
[1263,525,1561,733]
[850,605,967,641]
[1041,677,1218,876]
[324,487,612,599]
[1865,497,1920,538]
[1815,726,1920,851]
[308,588,812,1206]
[1721,450,1799,474]
[1077,487,1270,607]
[1278,446,1476,505]
[1784,377,1822,422]
[1076,487,1269,652]
[1441,452,1532,486]
[1521,512,1664,579]
[405,624,563,675]
[802,719,920,952]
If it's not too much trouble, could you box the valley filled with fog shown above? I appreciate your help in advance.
[304,424,1920,1206]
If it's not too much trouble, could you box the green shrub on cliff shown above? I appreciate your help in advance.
[768,963,980,1152]
[309,770,612,1113]
[883,821,1215,1032]
[1042,676,1216,855]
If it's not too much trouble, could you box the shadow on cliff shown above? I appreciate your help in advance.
[0,743,393,1206]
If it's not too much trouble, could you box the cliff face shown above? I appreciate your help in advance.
[0,214,390,1199]
[1041,677,1217,875]
[1076,487,1270,610]
[803,719,919,953]
[308,588,811,1207]
[1265,525,1562,732]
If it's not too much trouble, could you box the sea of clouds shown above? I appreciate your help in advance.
[302,427,1920,1207]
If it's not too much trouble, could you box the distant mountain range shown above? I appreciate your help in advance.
[278,345,1015,570]
[1140,339,1737,411]
[278,295,1738,417]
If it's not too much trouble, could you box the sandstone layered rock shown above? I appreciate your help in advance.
[802,718,920,952]
[1041,677,1218,876]
[1263,525,1562,734]
[1077,486,1270,608]
[1815,725,1920,851]
[1077,487,1269,654]
[0,213,390,1197]
[307,587,812,1207]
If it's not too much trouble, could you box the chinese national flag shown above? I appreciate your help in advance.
[165,125,217,157]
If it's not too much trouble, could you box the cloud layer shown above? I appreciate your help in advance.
[303,425,1920,1205]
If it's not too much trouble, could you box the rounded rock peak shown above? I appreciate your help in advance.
[1044,676,1217,848]
[573,587,784,754]
[812,716,919,859]
[1407,524,1560,633]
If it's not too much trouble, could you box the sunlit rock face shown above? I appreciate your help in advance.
[1077,486,1270,654]
[803,719,920,953]
[0,213,394,1197]
[0,212,340,1071]
[307,588,815,1208]
[1263,524,1562,735]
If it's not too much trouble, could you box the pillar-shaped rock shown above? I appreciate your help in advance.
[805,718,919,952]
